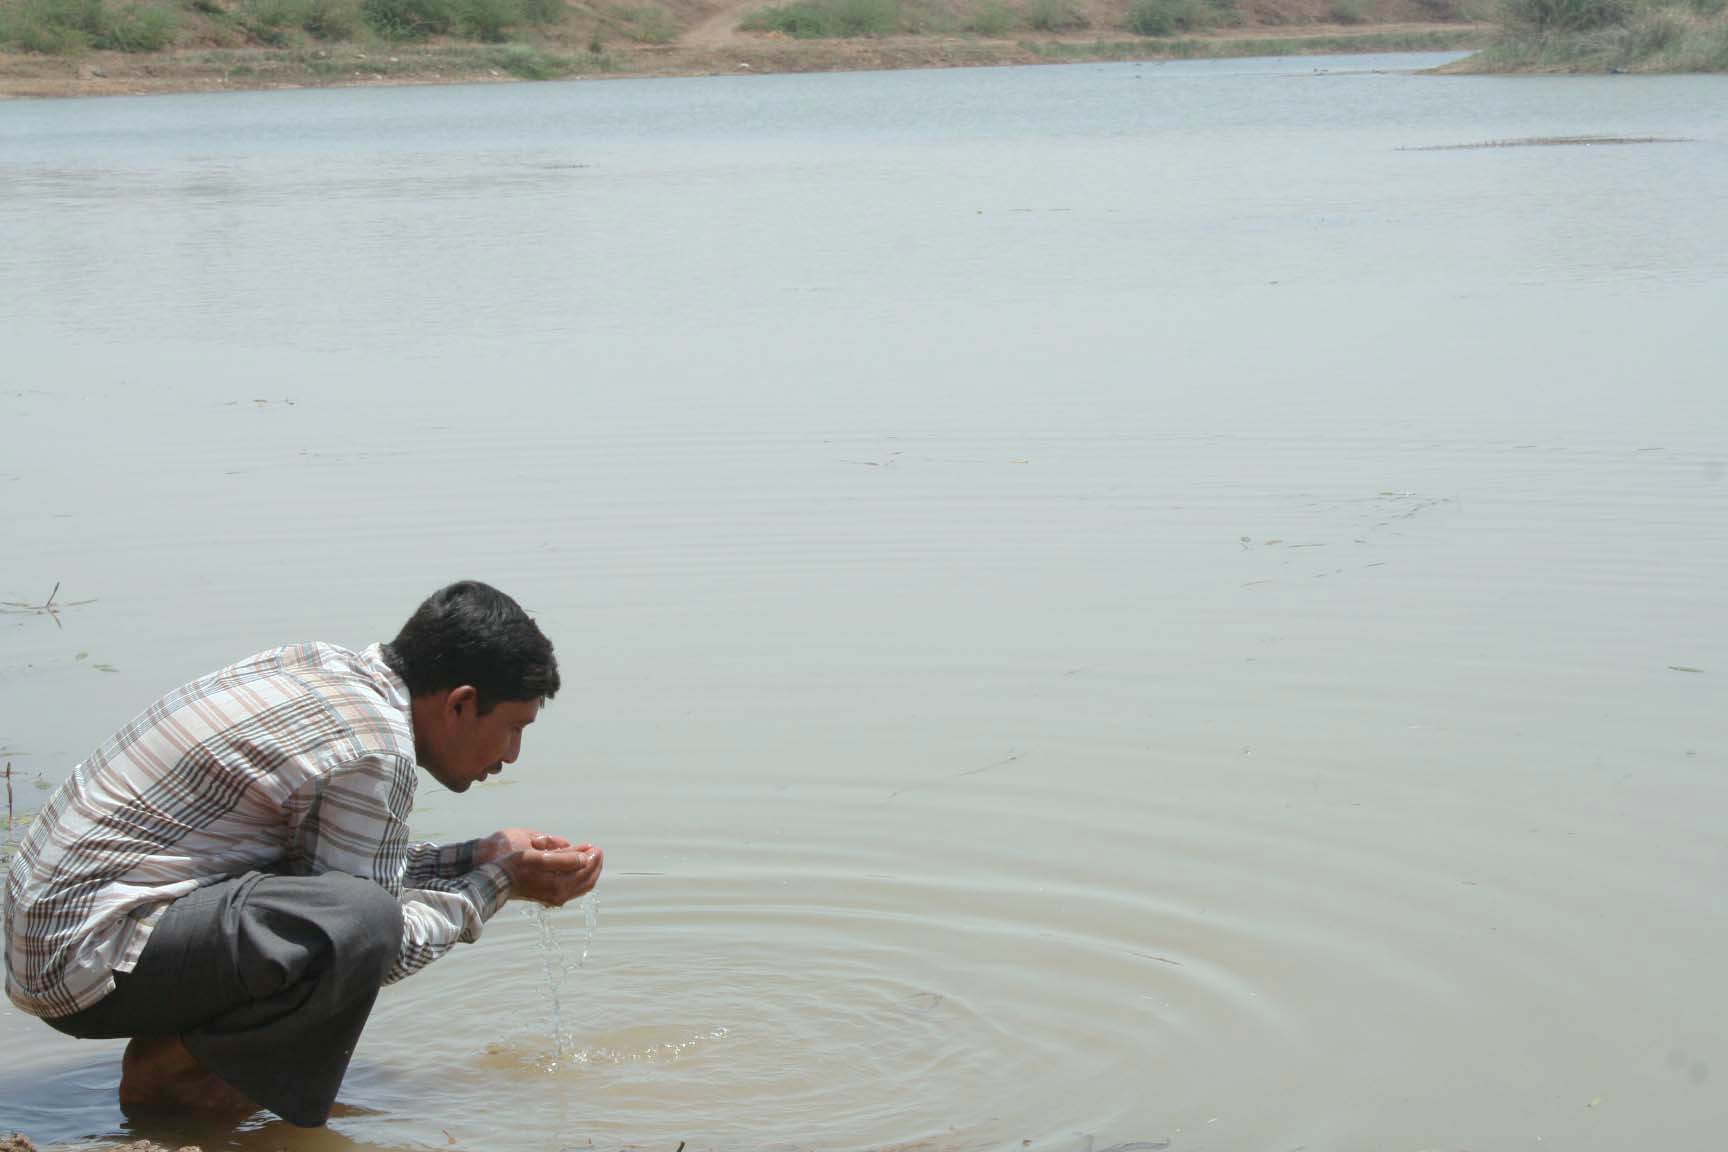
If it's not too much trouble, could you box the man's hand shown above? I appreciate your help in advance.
[498,841,604,907]
[475,828,575,867]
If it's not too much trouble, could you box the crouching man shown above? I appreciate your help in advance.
[2,581,602,1126]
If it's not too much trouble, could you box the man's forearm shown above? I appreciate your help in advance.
[383,863,512,984]
[402,839,483,886]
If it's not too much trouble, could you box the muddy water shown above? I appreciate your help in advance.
[2,54,1727,1152]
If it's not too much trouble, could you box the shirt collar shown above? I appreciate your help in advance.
[361,642,413,714]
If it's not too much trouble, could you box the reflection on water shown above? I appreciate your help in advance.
[480,1024,732,1073]
[2,51,1727,1152]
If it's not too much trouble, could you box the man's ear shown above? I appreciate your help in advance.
[448,685,479,718]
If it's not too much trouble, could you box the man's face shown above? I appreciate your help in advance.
[425,691,540,793]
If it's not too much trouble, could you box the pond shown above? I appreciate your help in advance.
[2,53,1726,1152]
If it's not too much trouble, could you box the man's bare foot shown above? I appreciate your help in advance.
[119,1037,258,1116]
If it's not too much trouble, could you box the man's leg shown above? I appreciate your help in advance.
[120,1034,255,1113]
[46,871,404,1127]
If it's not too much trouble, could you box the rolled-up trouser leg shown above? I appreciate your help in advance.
[45,871,405,1127]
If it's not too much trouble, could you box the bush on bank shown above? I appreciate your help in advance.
[1470,0,1728,69]
[0,0,178,52]
[1126,0,1223,34]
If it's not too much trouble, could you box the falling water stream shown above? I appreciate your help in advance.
[523,894,600,1069]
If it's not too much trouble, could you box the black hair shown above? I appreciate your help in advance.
[381,581,560,712]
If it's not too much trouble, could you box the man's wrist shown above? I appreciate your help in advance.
[470,860,514,921]
[454,837,483,873]
[469,832,508,869]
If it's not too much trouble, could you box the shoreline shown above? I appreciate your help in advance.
[0,24,1488,99]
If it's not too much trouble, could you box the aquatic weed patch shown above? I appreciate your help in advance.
[1398,134,1692,148]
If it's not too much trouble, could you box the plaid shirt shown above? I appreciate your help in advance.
[3,642,511,1019]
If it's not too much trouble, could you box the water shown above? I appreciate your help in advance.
[519,895,600,1068]
[2,53,1727,1152]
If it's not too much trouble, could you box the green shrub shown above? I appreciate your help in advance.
[1,0,70,51]
[22,0,103,38]
[895,0,953,30]
[739,0,812,31]
[491,40,553,73]
[1025,0,1085,28]
[7,13,92,50]
[487,40,611,75]
[1,0,179,51]
[740,1,824,32]
[2,0,109,51]
[1622,4,1687,50]
[1329,0,1370,20]
[517,0,563,19]
[240,0,302,41]
[243,0,361,44]
[94,2,176,48]
[1412,0,1464,19]
[1126,0,1212,33]
[608,3,678,40]
[830,0,898,33]
[964,0,1017,31]
[1501,0,1631,29]
[361,0,452,37]
[741,0,899,36]
[300,0,359,37]
[453,0,514,38]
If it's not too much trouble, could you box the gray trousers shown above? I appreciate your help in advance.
[45,871,404,1128]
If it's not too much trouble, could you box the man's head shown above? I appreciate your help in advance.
[382,581,560,793]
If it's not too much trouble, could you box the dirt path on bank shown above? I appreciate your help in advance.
[685,0,769,47]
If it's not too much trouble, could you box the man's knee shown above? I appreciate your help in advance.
[249,873,401,989]
[324,874,403,982]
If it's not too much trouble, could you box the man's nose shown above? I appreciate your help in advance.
[504,735,521,764]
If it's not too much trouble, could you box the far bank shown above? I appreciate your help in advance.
[3,0,1721,104]
[1,0,1489,98]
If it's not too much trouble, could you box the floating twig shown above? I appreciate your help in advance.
[1,582,97,629]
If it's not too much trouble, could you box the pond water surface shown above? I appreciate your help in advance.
[2,53,1727,1152]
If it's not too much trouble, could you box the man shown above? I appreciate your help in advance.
[2,581,602,1127]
